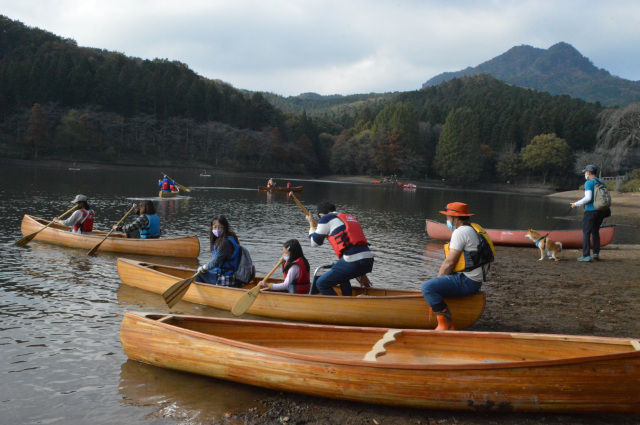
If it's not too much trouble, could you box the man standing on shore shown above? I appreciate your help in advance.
[570,164,611,262]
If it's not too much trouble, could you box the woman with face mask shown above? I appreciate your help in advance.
[258,239,311,294]
[195,215,242,286]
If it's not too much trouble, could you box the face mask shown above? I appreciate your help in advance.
[446,220,455,231]
[585,173,589,180]
[283,255,290,262]
[212,229,222,237]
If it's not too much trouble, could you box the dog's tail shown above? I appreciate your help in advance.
[558,242,563,251]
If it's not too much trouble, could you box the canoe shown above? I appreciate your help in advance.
[121,310,640,413]
[258,186,303,192]
[158,189,179,198]
[116,258,485,329]
[20,215,200,258]
[425,219,616,249]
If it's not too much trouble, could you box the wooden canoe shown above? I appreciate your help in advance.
[117,258,485,329]
[258,186,303,192]
[158,189,179,198]
[20,215,200,258]
[425,219,616,249]
[121,310,640,413]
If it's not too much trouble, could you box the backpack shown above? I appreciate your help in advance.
[592,179,612,211]
[468,223,495,282]
[234,245,256,285]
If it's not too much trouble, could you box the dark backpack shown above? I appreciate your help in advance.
[467,223,495,281]
[592,179,612,211]
[234,245,256,285]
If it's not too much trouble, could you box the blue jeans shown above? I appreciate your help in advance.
[315,257,374,296]
[421,273,482,312]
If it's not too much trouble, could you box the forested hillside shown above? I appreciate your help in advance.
[3,15,635,185]
[423,42,640,107]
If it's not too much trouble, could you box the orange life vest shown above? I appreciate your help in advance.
[73,209,94,233]
[327,213,368,258]
[283,257,310,294]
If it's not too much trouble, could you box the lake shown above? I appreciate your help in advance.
[0,163,633,424]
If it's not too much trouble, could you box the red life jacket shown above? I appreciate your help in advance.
[162,179,170,190]
[327,213,368,258]
[283,257,310,294]
[73,209,94,233]
[169,184,176,191]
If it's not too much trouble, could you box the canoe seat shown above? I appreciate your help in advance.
[363,330,402,362]
[632,340,640,351]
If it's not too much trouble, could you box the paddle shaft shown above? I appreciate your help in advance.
[231,258,284,316]
[161,172,190,192]
[262,258,285,284]
[15,205,78,246]
[87,204,137,256]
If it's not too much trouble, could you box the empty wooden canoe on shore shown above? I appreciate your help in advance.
[258,186,303,192]
[425,219,616,249]
[20,215,200,258]
[121,310,640,413]
[117,258,485,329]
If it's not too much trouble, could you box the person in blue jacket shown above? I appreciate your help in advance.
[571,164,611,262]
[115,200,161,239]
[195,215,242,286]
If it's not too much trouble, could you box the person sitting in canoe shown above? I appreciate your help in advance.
[305,202,374,296]
[195,215,242,287]
[158,177,176,192]
[421,202,494,331]
[258,239,311,294]
[113,200,160,239]
[56,194,95,234]
[267,178,276,188]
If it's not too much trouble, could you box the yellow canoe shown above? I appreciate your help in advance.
[20,215,200,258]
[117,257,485,329]
[121,310,640,413]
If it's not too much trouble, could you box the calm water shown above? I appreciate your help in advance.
[0,164,633,424]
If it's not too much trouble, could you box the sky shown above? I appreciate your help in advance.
[3,0,640,97]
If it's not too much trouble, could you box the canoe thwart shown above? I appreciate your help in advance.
[363,330,403,362]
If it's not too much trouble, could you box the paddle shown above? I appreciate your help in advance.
[162,269,203,309]
[15,205,78,247]
[289,192,371,288]
[161,172,190,192]
[87,204,137,256]
[231,258,284,316]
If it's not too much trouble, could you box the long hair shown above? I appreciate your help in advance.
[208,215,238,252]
[283,239,310,273]
[78,201,92,210]
[139,200,156,215]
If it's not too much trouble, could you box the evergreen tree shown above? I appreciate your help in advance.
[434,108,482,183]
[24,103,48,159]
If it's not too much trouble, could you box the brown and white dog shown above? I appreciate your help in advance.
[525,229,563,261]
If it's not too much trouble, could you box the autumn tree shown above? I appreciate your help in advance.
[521,133,573,184]
[24,103,48,159]
[434,108,482,183]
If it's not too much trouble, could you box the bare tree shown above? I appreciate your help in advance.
[596,104,640,173]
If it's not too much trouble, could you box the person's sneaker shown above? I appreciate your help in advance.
[593,254,600,260]
[577,256,591,262]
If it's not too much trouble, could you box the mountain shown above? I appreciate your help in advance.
[422,42,640,107]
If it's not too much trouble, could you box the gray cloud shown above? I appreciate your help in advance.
[4,0,640,96]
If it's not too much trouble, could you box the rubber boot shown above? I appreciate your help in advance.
[435,308,455,331]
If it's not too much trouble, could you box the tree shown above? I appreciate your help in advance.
[521,133,573,184]
[496,149,521,183]
[24,103,48,159]
[595,104,640,173]
[433,108,482,183]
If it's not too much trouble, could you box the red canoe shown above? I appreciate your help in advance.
[425,219,616,249]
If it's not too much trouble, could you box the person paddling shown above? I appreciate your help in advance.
[305,202,374,296]
[114,200,160,239]
[258,239,311,294]
[55,194,94,234]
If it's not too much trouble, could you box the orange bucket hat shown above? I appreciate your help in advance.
[439,202,474,217]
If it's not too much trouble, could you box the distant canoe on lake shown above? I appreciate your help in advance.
[258,186,303,193]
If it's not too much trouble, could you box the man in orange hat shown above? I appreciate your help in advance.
[421,202,493,330]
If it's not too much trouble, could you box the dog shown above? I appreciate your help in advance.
[525,229,562,261]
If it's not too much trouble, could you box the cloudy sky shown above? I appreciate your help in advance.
[3,0,640,96]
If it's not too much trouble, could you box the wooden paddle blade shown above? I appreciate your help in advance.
[162,274,196,308]
[15,232,38,247]
[231,285,261,316]
[86,240,104,256]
